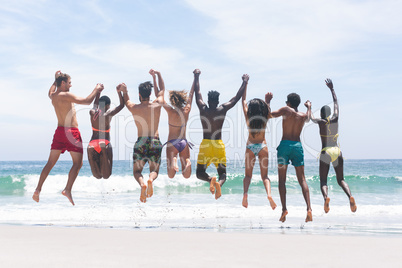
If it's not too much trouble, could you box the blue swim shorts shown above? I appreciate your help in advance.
[276,140,304,167]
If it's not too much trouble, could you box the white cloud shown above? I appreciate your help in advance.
[185,0,402,67]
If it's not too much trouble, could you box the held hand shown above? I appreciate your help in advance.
[193,69,201,76]
[55,70,62,80]
[304,100,311,108]
[149,69,156,77]
[242,74,249,82]
[325,78,333,90]
[96,83,104,92]
[265,92,273,103]
[118,83,127,93]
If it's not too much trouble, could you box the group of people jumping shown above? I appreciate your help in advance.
[32,69,357,223]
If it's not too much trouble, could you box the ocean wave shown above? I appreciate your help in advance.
[1,172,401,196]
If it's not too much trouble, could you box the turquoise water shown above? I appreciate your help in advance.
[1,159,402,236]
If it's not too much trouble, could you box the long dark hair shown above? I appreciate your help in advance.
[247,98,270,137]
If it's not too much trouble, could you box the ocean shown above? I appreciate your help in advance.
[1,159,402,236]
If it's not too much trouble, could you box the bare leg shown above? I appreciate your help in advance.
[62,151,83,206]
[133,160,147,203]
[166,145,179,179]
[295,165,312,222]
[99,143,113,179]
[333,154,356,212]
[215,164,227,200]
[242,149,255,208]
[210,177,216,194]
[278,164,288,222]
[258,147,276,210]
[319,152,331,213]
[148,161,160,198]
[196,163,212,182]
[179,146,191,179]
[33,150,62,202]
[87,147,102,179]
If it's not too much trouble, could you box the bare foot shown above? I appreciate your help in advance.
[267,195,277,210]
[305,210,313,222]
[279,210,288,222]
[184,159,191,174]
[350,196,357,212]
[62,190,75,206]
[214,181,222,200]
[210,177,216,194]
[140,185,147,203]
[324,197,330,213]
[242,194,248,208]
[173,157,179,172]
[147,180,153,198]
[32,190,40,202]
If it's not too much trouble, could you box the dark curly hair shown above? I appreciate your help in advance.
[247,98,270,137]
[207,90,220,103]
[55,73,71,87]
[99,95,111,106]
[287,93,301,108]
[138,81,153,100]
[169,90,187,108]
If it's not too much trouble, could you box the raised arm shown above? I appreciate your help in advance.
[194,69,206,110]
[326,78,338,119]
[48,70,61,99]
[241,79,248,120]
[92,92,100,109]
[64,83,104,105]
[221,74,249,111]
[106,85,125,117]
[265,92,286,118]
[310,105,322,124]
[120,83,134,109]
[184,69,199,112]
[304,100,312,122]
[150,69,165,104]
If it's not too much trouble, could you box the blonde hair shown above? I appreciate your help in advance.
[169,90,188,108]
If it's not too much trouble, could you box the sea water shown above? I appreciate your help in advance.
[1,159,402,236]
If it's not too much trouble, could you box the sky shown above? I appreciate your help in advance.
[0,0,401,161]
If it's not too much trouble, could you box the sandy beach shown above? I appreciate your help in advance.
[0,225,400,268]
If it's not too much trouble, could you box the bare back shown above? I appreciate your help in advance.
[165,106,190,140]
[51,92,78,128]
[317,117,339,147]
[199,106,228,140]
[247,129,266,145]
[128,101,162,137]
[276,106,308,141]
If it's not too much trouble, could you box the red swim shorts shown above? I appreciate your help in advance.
[50,127,83,154]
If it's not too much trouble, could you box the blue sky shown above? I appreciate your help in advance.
[1,0,401,161]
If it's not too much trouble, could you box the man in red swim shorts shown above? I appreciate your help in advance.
[32,70,103,205]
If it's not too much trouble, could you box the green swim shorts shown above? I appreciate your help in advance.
[276,140,304,167]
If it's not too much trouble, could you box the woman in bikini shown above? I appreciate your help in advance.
[310,78,356,213]
[88,84,124,179]
[161,69,197,178]
[241,82,276,210]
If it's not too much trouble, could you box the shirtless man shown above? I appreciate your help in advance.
[266,92,312,222]
[311,78,357,213]
[33,70,104,205]
[121,69,164,203]
[195,71,248,199]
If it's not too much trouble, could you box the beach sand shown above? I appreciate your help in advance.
[0,225,401,267]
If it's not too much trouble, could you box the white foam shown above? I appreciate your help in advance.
[23,173,205,194]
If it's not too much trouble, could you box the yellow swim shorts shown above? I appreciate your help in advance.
[197,139,227,167]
